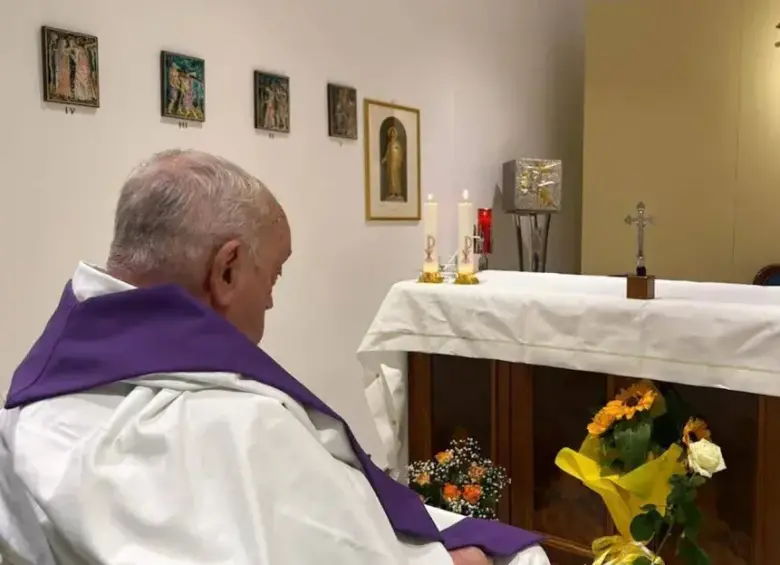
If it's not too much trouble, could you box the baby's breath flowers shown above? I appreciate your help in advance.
[407,437,509,519]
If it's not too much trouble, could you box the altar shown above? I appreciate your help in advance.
[358,271,780,565]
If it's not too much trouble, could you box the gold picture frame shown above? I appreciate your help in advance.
[363,99,421,221]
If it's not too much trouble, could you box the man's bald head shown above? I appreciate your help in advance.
[107,149,291,342]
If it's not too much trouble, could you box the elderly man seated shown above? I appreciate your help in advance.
[0,150,550,565]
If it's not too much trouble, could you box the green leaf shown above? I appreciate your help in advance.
[678,500,702,539]
[677,535,710,565]
[630,515,655,542]
[613,419,653,471]
[667,476,697,508]
[649,390,667,418]
[633,558,653,565]
[689,475,707,489]
[630,509,663,542]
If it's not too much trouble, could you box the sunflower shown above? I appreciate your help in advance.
[588,408,617,437]
[613,380,658,420]
[682,417,711,446]
[603,400,626,419]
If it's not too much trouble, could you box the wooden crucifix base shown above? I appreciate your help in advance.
[626,275,655,300]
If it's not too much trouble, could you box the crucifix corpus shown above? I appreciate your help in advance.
[623,201,656,300]
[624,201,653,276]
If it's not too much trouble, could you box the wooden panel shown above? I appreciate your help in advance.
[408,352,433,463]
[430,355,493,452]
[531,366,608,548]
[409,355,510,521]
[509,362,534,528]
[756,396,780,564]
[494,361,512,524]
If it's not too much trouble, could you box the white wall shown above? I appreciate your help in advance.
[0,0,584,458]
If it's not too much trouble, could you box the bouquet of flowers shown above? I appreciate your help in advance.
[555,380,726,565]
[407,437,510,519]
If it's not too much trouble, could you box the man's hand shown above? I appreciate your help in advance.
[448,546,493,565]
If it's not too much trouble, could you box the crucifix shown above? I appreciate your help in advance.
[624,201,653,277]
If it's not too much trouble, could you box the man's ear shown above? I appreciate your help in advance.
[207,240,242,307]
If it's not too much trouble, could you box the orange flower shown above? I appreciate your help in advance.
[587,408,616,437]
[468,464,486,482]
[414,472,431,486]
[442,484,461,502]
[683,417,711,446]
[463,484,482,504]
[435,450,453,464]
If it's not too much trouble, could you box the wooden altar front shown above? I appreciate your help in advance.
[407,353,780,565]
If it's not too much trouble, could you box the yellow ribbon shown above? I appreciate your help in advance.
[591,536,665,565]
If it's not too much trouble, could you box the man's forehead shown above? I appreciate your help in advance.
[268,214,291,255]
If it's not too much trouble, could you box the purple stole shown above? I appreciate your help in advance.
[6,283,542,556]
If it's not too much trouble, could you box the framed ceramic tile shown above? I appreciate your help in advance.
[254,71,290,133]
[327,83,357,140]
[41,26,99,107]
[161,51,205,122]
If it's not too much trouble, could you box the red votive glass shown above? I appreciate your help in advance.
[477,208,492,254]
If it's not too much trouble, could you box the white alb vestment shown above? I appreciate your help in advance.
[0,263,549,565]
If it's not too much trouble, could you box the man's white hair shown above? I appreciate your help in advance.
[107,149,279,287]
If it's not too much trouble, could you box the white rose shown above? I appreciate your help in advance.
[687,439,726,478]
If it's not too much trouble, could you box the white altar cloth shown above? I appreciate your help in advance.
[358,271,780,471]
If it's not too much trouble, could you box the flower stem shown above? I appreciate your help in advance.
[654,522,674,559]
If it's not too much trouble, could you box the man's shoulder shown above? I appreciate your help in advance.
[12,377,293,438]
[180,384,292,419]
[128,371,304,415]
[13,381,299,459]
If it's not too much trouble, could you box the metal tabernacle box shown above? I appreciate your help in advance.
[502,159,562,213]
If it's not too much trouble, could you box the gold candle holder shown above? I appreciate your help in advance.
[418,271,444,284]
[454,272,479,285]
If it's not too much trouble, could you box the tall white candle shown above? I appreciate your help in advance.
[458,190,475,275]
[423,194,438,273]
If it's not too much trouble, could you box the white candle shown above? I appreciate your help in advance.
[458,190,475,275]
[423,194,438,273]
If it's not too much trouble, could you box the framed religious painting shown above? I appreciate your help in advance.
[327,83,358,140]
[363,99,421,221]
[41,26,100,108]
[254,71,290,133]
[161,51,205,122]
